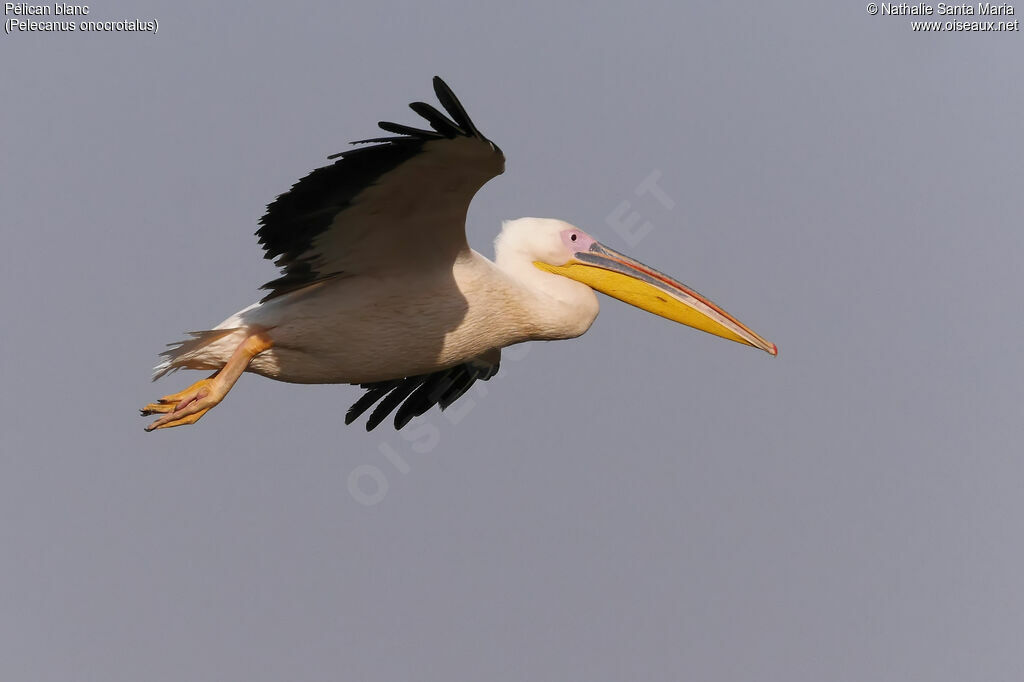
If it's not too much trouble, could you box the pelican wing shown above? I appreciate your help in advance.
[256,77,505,300]
[345,350,500,431]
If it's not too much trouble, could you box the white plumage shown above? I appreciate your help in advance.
[142,78,774,432]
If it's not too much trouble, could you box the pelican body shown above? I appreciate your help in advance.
[141,77,775,431]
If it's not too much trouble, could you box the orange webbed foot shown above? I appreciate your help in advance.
[141,376,223,431]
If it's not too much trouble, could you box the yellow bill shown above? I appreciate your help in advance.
[535,241,777,355]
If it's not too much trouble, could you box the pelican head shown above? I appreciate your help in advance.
[495,217,777,355]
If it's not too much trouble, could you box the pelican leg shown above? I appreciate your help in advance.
[141,331,274,432]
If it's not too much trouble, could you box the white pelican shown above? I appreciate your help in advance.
[141,77,776,432]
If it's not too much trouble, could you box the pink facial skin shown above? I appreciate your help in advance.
[560,228,597,254]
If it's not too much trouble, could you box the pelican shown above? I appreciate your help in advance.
[141,77,776,432]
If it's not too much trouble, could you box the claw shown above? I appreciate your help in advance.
[142,377,221,431]
[144,405,214,431]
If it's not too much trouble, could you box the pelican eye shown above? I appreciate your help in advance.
[570,233,577,241]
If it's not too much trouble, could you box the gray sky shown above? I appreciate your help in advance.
[3,1,1023,680]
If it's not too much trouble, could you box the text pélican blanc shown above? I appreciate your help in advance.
[6,3,89,14]
[5,4,158,33]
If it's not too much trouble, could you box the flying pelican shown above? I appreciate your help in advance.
[141,77,776,432]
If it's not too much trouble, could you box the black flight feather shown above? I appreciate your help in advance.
[254,76,499,302]
[346,356,500,431]
[365,377,422,431]
[408,101,463,138]
[432,76,481,137]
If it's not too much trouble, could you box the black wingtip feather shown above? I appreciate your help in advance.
[257,76,501,302]
[409,101,463,138]
[346,357,500,431]
[432,76,480,137]
[438,368,476,410]
[345,383,395,424]
[365,378,421,431]
[375,120,445,139]
[393,373,454,429]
